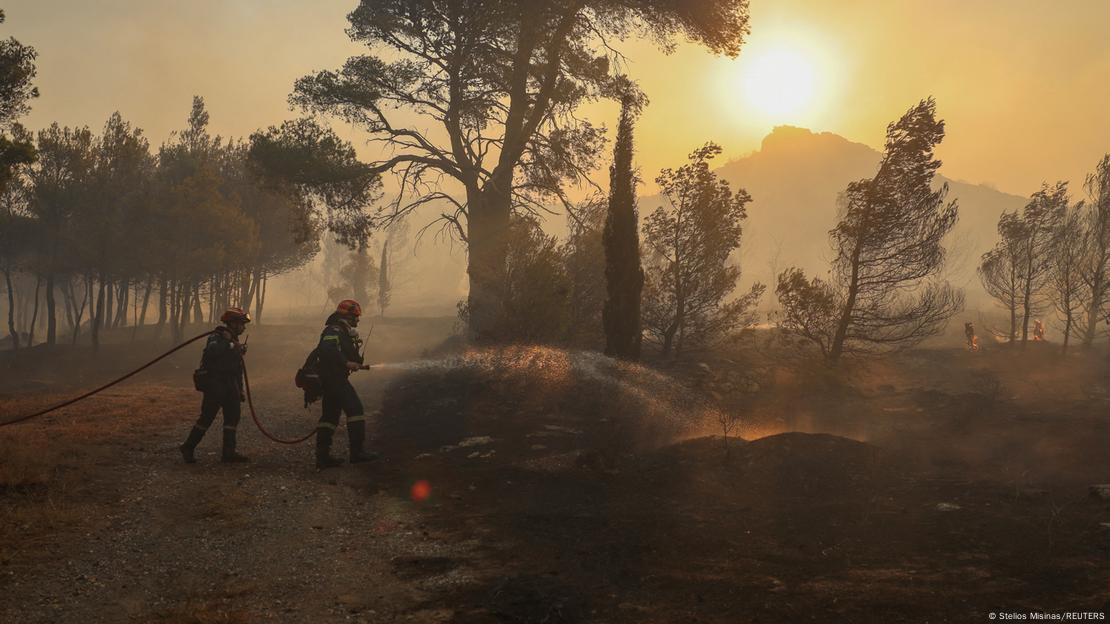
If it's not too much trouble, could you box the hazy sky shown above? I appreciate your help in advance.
[6,0,1110,198]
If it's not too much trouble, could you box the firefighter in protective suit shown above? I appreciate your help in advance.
[315,299,379,468]
[964,322,979,352]
[180,307,251,463]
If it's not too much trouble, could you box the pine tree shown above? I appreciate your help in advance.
[643,143,763,357]
[1079,155,1110,347]
[287,1,750,341]
[777,98,963,364]
[602,98,644,359]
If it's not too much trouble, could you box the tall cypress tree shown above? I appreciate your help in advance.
[378,239,390,317]
[602,98,644,359]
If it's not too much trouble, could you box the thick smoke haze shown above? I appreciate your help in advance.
[6,0,1110,197]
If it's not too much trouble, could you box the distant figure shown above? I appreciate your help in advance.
[180,307,251,464]
[964,322,979,352]
[314,299,379,469]
[1033,319,1046,341]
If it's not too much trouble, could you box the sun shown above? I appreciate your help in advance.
[739,47,818,123]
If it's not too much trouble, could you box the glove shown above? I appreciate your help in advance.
[346,361,361,372]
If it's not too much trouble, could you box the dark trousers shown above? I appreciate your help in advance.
[317,378,365,451]
[319,378,364,429]
[191,380,241,436]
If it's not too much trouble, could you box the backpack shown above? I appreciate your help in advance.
[295,348,323,407]
[193,339,211,392]
[194,329,232,392]
[192,368,210,393]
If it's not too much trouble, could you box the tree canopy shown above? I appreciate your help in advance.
[275,0,750,340]
[777,98,963,363]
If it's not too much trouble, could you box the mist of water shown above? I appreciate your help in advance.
[366,347,723,433]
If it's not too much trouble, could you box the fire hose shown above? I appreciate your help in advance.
[0,331,215,428]
[241,359,314,445]
[0,333,317,446]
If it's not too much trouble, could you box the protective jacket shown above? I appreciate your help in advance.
[201,326,244,389]
[316,313,363,380]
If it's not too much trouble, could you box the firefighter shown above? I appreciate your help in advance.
[315,299,378,469]
[1033,319,1046,341]
[964,321,979,352]
[180,307,251,464]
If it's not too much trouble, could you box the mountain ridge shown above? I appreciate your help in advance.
[640,126,1027,303]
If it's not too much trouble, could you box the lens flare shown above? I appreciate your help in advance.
[410,479,431,502]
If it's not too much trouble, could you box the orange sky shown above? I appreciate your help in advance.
[7,0,1110,199]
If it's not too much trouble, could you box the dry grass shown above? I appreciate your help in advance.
[0,383,193,552]
[0,429,94,533]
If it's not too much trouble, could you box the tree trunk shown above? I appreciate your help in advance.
[256,272,267,324]
[1020,293,1032,346]
[661,317,680,358]
[1020,251,1034,347]
[61,279,75,332]
[157,275,168,329]
[71,275,90,345]
[671,293,686,359]
[4,267,18,350]
[133,280,153,340]
[27,276,42,347]
[828,244,863,365]
[192,283,203,324]
[466,183,512,342]
[45,273,57,346]
[105,278,115,337]
[172,281,189,343]
[138,280,153,326]
[114,279,129,328]
[676,315,687,357]
[1062,311,1072,354]
[209,273,219,323]
[16,275,28,331]
[92,278,106,350]
[244,271,258,316]
[1083,276,1103,348]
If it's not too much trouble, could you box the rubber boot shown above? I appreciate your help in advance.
[180,426,206,464]
[220,428,250,463]
[348,420,379,464]
[316,427,344,469]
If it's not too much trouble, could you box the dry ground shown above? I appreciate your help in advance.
[1,324,1108,623]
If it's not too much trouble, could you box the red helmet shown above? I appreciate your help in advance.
[220,307,252,324]
[336,299,362,318]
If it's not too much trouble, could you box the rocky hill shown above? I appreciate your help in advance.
[641,126,1029,305]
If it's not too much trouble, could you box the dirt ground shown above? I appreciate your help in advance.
[1,322,1108,623]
